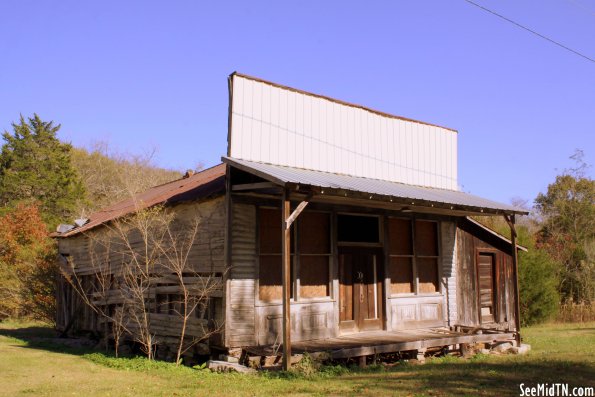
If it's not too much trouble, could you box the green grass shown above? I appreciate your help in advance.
[1,320,594,396]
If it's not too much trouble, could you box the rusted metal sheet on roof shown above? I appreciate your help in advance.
[229,73,458,190]
[223,157,527,215]
[57,164,226,237]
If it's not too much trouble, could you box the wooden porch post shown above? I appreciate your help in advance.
[281,188,292,370]
[508,214,522,345]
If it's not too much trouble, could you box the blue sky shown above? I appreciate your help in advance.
[1,0,593,205]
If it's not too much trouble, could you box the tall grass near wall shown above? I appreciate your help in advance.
[556,303,595,322]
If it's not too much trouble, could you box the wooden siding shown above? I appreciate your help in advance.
[56,197,226,345]
[455,225,516,329]
[227,202,336,347]
[227,203,257,347]
[388,295,444,330]
[230,74,458,190]
[441,221,457,325]
[256,301,335,346]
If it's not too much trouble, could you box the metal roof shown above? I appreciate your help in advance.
[223,157,528,215]
[56,164,226,238]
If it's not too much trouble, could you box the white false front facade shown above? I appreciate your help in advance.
[229,74,458,191]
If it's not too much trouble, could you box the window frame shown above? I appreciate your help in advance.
[336,212,383,247]
[256,206,333,305]
[387,216,442,297]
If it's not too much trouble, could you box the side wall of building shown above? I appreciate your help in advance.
[223,195,518,350]
[56,197,227,347]
[226,202,336,348]
[455,224,516,330]
[225,200,462,348]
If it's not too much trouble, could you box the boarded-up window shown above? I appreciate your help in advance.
[389,257,413,294]
[388,218,414,294]
[388,218,440,295]
[388,218,412,255]
[299,212,330,254]
[259,255,282,301]
[417,258,439,293]
[298,212,331,298]
[259,208,282,301]
[415,220,438,256]
[258,207,296,301]
[300,256,329,298]
[415,220,439,293]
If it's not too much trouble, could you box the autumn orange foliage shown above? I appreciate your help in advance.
[0,203,57,322]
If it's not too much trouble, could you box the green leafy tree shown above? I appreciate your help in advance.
[475,200,560,325]
[517,225,560,325]
[0,114,84,228]
[535,150,595,303]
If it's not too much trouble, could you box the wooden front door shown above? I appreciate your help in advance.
[339,247,383,333]
[477,252,497,324]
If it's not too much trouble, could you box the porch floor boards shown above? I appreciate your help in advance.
[244,328,516,360]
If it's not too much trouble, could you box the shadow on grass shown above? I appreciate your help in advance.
[337,359,595,397]
[2,325,594,397]
[0,325,100,356]
[558,327,595,333]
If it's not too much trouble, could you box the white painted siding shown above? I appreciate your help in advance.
[226,203,257,347]
[230,75,458,190]
[441,221,457,325]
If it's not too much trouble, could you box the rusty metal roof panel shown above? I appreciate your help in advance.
[57,163,226,237]
[223,157,527,215]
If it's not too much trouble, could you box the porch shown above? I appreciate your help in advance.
[243,327,516,361]
[224,157,527,369]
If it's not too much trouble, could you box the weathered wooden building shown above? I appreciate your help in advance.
[56,73,527,367]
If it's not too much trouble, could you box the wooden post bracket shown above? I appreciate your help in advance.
[503,214,517,237]
[281,192,313,370]
[285,195,312,230]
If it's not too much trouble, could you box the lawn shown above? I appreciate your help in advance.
[0,321,593,397]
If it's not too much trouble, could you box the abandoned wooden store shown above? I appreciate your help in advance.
[55,72,528,369]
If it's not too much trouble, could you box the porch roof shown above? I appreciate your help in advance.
[223,157,528,216]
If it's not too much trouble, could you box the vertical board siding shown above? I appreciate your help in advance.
[227,203,257,347]
[230,75,458,190]
[455,225,516,329]
[456,227,478,326]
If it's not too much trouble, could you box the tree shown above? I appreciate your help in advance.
[0,114,84,228]
[63,203,223,362]
[473,200,559,325]
[70,142,182,214]
[535,150,595,303]
[0,203,57,322]
[517,225,560,325]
